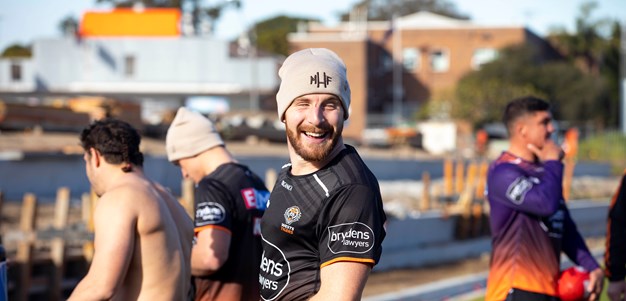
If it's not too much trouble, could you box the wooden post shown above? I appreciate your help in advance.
[265,168,277,191]
[563,159,576,201]
[457,185,474,239]
[16,193,37,301]
[181,178,195,218]
[475,161,489,200]
[465,162,478,193]
[421,172,431,211]
[455,160,465,195]
[50,187,70,301]
[443,159,454,200]
[562,128,579,201]
[81,191,96,264]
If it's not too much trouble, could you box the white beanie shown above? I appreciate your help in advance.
[276,48,351,120]
[165,107,224,162]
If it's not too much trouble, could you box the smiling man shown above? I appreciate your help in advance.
[258,48,387,301]
[485,96,603,301]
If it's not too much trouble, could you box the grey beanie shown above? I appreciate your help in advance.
[276,48,351,120]
[165,107,224,162]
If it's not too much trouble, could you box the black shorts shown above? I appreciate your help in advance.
[505,288,560,301]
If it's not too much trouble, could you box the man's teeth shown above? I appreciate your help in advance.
[306,132,325,137]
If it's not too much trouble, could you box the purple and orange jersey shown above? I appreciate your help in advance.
[485,152,599,300]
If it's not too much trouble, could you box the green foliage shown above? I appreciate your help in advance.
[341,0,469,21]
[546,1,621,128]
[452,1,620,129]
[453,42,606,128]
[0,44,32,58]
[253,15,317,57]
[578,131,626,174]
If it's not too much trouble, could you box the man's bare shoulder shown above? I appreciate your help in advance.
[98,176,156,210]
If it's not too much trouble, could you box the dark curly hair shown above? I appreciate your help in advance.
[80,118,144,172]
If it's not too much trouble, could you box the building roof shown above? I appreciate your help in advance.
[305,11,525,33]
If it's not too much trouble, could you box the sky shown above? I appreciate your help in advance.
[0,0,625,52]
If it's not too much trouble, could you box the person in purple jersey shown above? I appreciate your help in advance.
[485,96,603,301]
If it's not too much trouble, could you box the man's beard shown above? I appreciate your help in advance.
[286,122,342,162]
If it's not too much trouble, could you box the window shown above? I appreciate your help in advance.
[402,48,420,71]
[430,49,449,73]
[124,55,135,77]
[472,48,498,70]
[10,62,22,81]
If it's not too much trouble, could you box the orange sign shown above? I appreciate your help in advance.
[79,8,181,37]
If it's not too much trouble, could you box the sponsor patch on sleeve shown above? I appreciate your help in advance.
[327,222,375,254]
[241,188,270,211]
[195,201,226,227]
[505,177,533,205]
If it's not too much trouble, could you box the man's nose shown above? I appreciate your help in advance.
[306,106,325,125]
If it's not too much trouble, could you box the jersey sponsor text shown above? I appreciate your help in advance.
[327,222,375,254]
[196,202,225,225]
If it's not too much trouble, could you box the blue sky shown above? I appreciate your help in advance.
[0,0,624,52]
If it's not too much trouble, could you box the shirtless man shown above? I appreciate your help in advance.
[68,118,193,301]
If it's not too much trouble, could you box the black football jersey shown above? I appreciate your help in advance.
[259,145,386,301]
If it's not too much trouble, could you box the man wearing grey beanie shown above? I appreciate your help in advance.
[259,48,387,301]
[166,107,269,301]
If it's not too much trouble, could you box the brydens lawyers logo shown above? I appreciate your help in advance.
[196,202,226,226]
[327,222,375,254]
[260,235,291,300]
[280,206,301,234]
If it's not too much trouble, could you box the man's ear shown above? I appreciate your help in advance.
[89,148,101,167]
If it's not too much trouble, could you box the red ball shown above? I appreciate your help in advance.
[557,266,590,301]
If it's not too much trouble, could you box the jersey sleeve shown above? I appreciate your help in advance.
[318,184,386,268]
[194,178,233,234]
[606,173,626,281]
[487,160,563,217]
[561,205,600,272]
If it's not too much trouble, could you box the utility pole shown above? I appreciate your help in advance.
[392,14,403,125]
[619,20,626,135]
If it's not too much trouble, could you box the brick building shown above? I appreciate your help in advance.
[287,11,558,142]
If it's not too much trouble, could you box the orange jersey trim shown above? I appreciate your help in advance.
[194,225,232,235]
[320,257,375,269]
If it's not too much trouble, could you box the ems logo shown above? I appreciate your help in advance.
[506,177,533,205]
[280,206,301,235]
[241,188,270,211]
[196,202,226,226]
[327,222,375,254]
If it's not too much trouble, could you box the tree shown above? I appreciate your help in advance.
[1,44,32,58]
[547,1,612,75]
[253,16,318,57]
[453,44,605,128]
[58,15,79,37]
[340,0,469,21]
[546,1,621,128]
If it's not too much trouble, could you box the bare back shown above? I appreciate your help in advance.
[67,170,193,301]
[110,176,193,300]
